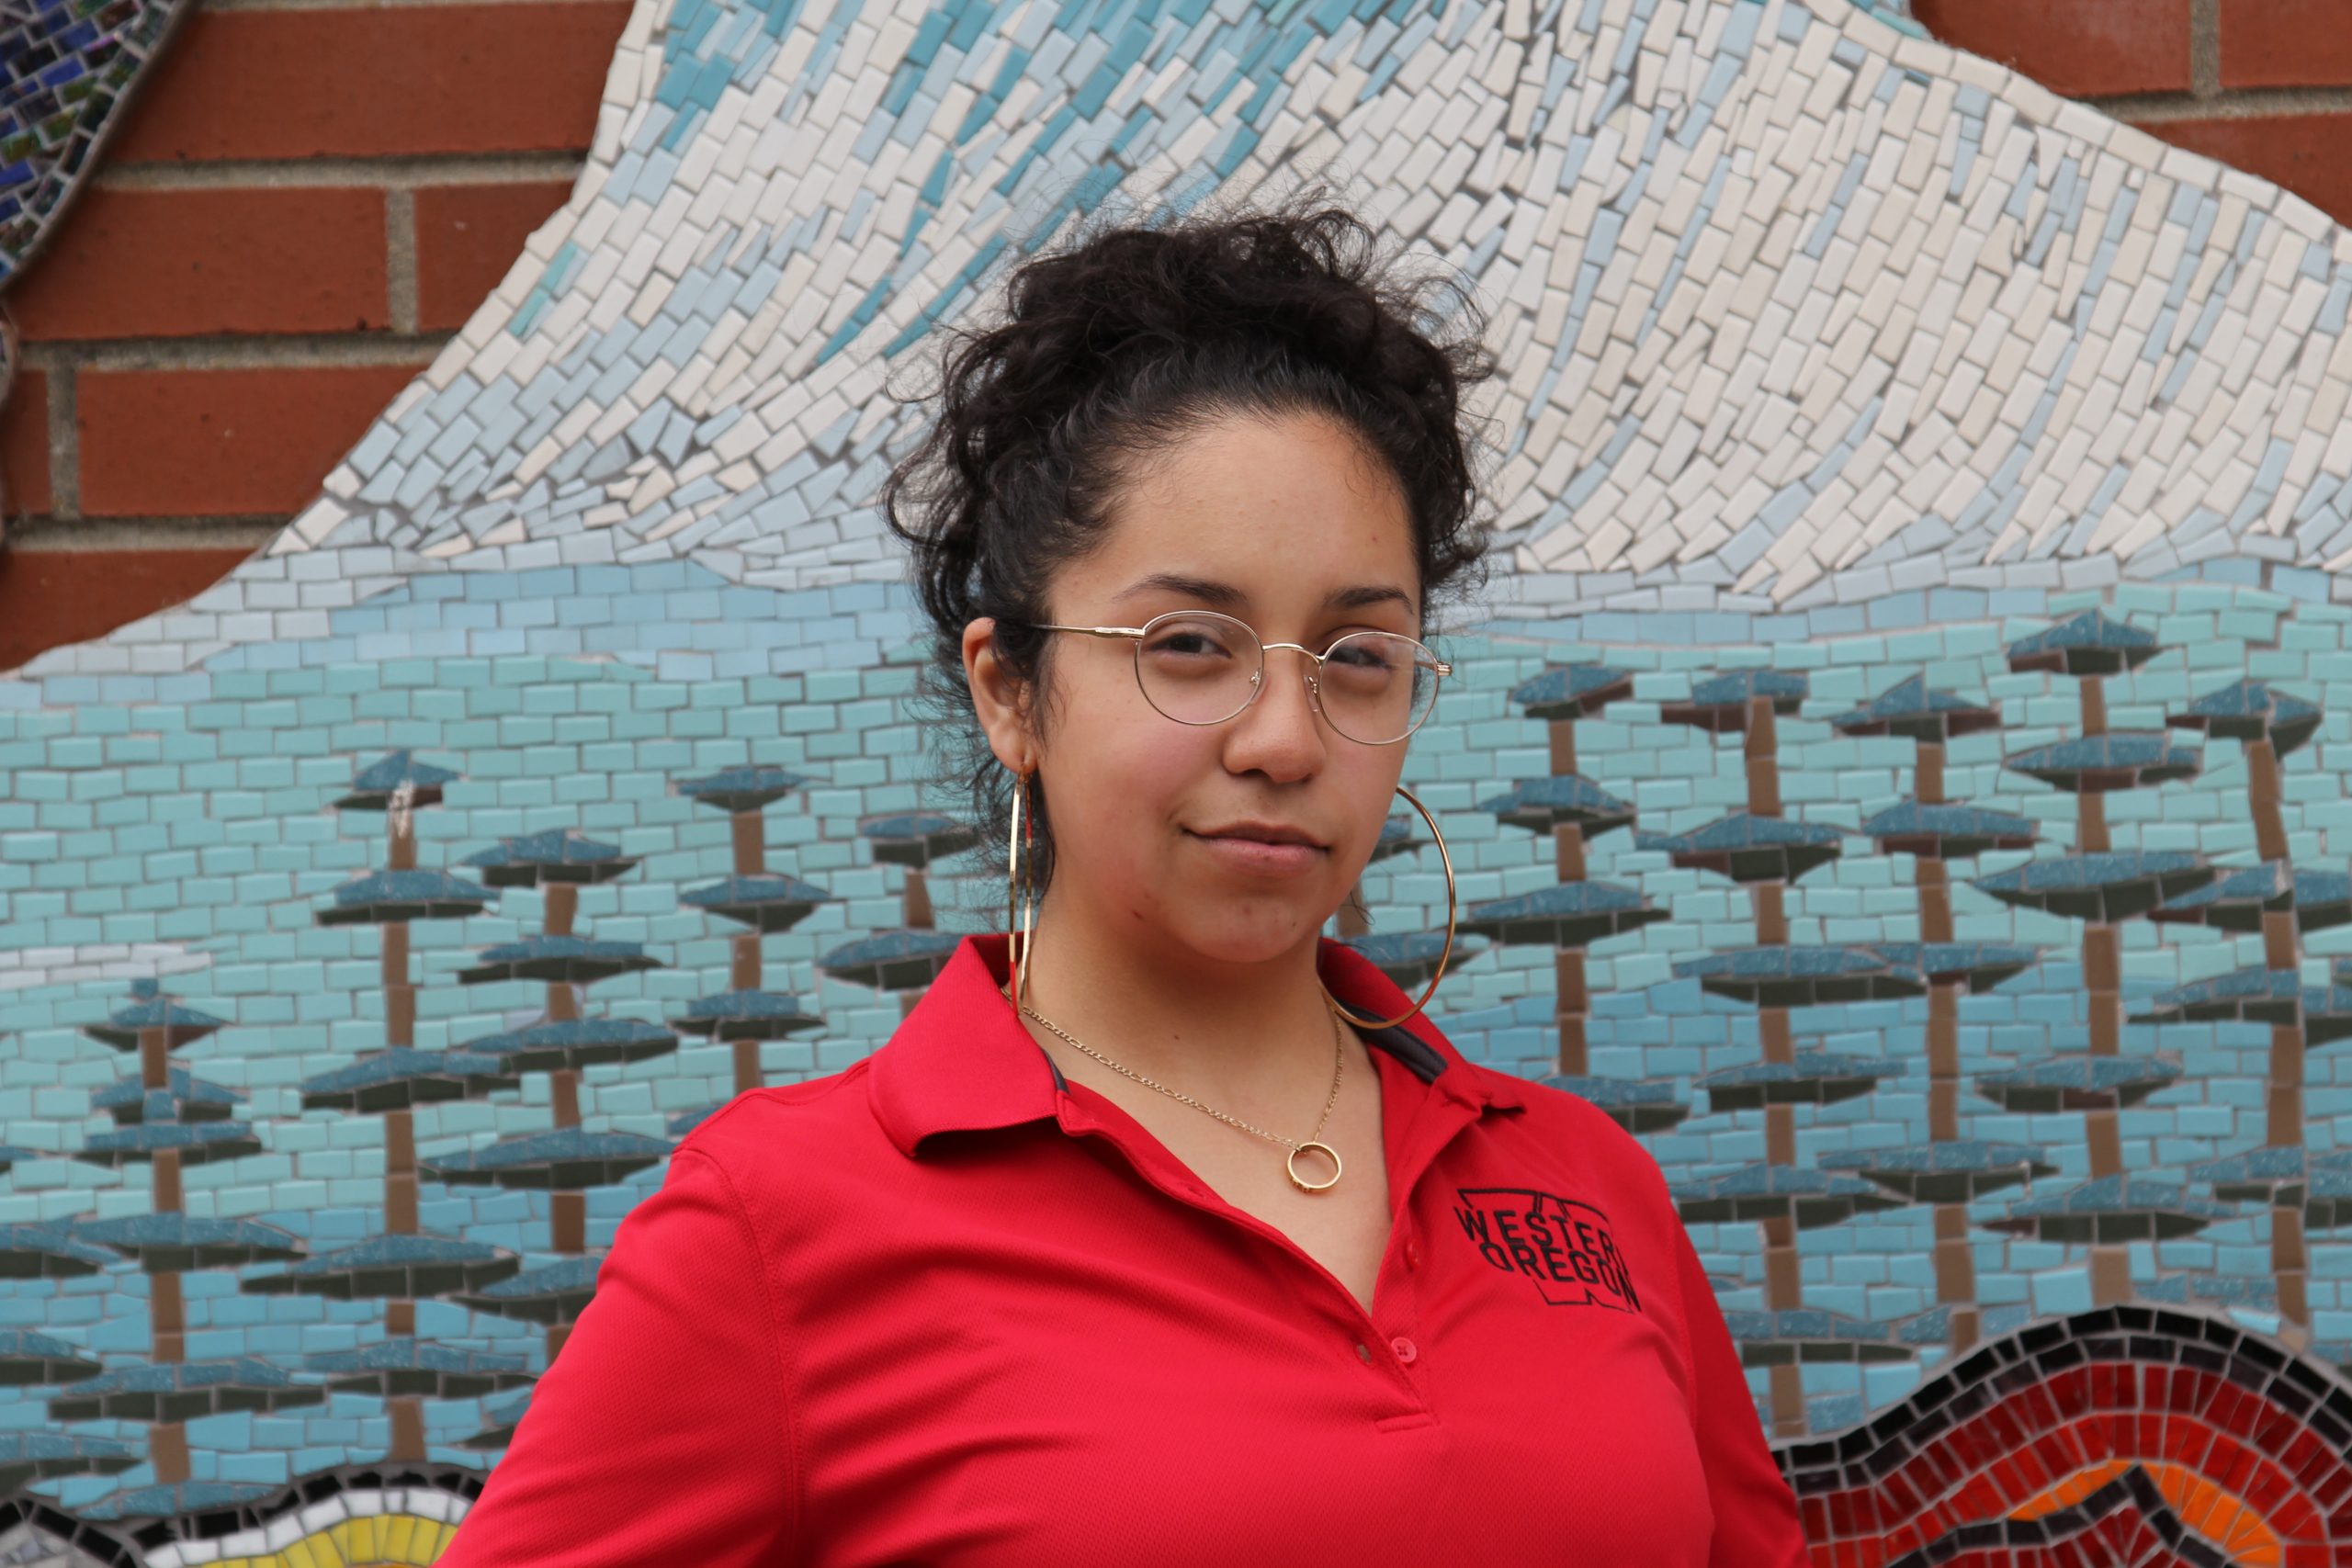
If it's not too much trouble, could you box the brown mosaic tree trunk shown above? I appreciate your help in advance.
[1746,694,1804,1438]
[1910,741,1982,1353]
[540,880,585,1362]
[1553,714,1589,1076]
[383,793,428,1461]
[141,1021,192,1485]
[730,808,766,1095]
[2245,738,2311,1343]
[2072,676,2132,1309]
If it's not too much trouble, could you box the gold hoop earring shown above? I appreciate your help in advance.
[1322,784,1455,1032]
[1006,769,1037,1010]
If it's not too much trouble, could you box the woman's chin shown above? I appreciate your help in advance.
[1170,904,1336,968]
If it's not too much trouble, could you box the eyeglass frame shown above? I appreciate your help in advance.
[1024,609,1453,745]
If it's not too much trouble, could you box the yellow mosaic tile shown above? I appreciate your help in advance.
[209,1513,455,1568]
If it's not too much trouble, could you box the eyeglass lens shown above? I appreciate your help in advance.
[1131,613,1439,743]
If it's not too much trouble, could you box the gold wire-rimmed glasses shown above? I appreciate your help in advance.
[1029,609,1451,745]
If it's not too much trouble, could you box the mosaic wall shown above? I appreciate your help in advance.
[7,0,2352,1561]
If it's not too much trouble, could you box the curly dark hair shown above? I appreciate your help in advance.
[881,186,1498,896]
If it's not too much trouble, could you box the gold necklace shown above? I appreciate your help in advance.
[1012,993,1347,1193]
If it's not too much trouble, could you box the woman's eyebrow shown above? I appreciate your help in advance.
[1114,572,1247,608]
[1327,583,1415,614]
[1111,574,1417,617]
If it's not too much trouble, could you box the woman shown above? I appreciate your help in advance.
[435,194,1814,1565]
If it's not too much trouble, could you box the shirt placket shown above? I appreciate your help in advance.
[1360,1058,1492,1404]
[1050,1051,1494,1411]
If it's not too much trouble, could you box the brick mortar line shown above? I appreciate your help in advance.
[45,364,78,522]
[20,336,453,373]
[2188,0,2222,98]
[385,190,421,336]
[98,153,586,191]
[10,516,283,551]
[2089,85,2352,119]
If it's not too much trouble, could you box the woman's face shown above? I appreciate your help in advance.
[978,407,1425,969]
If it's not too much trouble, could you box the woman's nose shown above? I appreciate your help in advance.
[1226,651,1327,776]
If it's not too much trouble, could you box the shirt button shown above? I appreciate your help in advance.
[1403,1239,1422,1271]
[1389,1337,1419,1365]
[1354,1342,1374,1363]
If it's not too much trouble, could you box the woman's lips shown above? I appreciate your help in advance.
[1184,828,1328,876]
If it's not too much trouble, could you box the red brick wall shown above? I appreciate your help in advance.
[1915,0,2352,229]
[0,0,626,670]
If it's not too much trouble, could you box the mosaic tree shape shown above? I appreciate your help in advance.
[432,827,676,1374]
[1972,612,2221,1310]
[823,808,978,1020]
[293,1036,532,1450]
[49,981,313,1519]
[2134,939,2343,1328]
[1340,815,1493,998]
[1333,811,1512,1079]
[2151,680,2332,1346]
[818,812,976,1016]
[0,1428,133,1504]
[669,766,831,1134]
[1460,664,1676,1129]
[818,932,964,1016]
[2155,904,2352,1354]
[1668,1156,1912,1442]
[1646,670,1917,1438]
[866,811,979,934]
[0,1127,140,1494]
[240,752,524,1467]
[452,826,667,1321]
[1824,675,2051,1355]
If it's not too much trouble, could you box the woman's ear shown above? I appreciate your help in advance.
[961,616,1035,772]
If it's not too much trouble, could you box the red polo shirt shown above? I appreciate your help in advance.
[438,935,1809,1566]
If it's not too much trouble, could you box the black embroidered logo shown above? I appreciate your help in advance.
[1451,1187,1640,1311]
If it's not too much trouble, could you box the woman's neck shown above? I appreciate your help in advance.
[1014,886,1341,1096]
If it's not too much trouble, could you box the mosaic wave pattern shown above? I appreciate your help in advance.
[0,0,194,285]
[1838,0,1921,38]
[199,0,2348,626]
[9,0,2352,1559]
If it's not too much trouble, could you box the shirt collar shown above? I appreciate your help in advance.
[867,933,1521,1158]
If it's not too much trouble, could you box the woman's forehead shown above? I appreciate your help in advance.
[1121,407,1403,513]
[1080,415,1419,604]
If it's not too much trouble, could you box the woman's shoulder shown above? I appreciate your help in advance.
[1497,1068,1658,1146]
[1443,1054,1661,1156]
[665,1059,888,1186]
[1456,1062,1685,1223]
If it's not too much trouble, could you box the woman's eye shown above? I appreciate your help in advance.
[1143,622,1237,659]
[1327,637,1401,671]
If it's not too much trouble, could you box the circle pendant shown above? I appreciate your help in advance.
[1286,1140,1342,1192]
